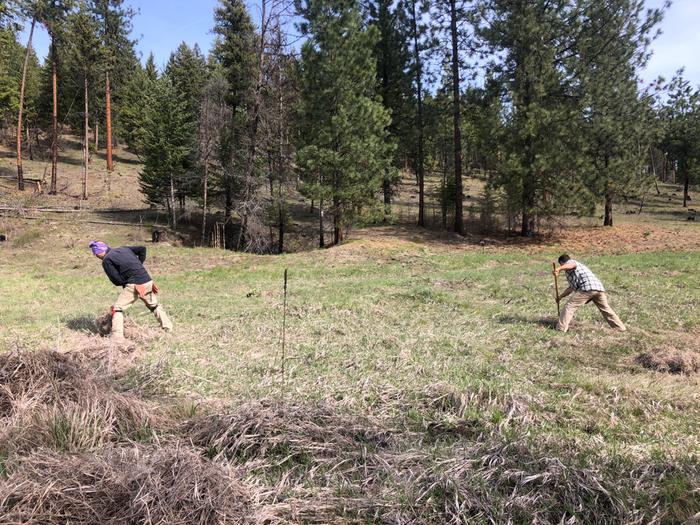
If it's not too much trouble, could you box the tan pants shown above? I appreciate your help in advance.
[556,291,626,332]
[112,281,173,338]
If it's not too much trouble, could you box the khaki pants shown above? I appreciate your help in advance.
[556,291,626,333]
[112,281,173,338]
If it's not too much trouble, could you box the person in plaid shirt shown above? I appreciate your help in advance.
[552,254,626,332]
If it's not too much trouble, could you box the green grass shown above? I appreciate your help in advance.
[1,231,699,468]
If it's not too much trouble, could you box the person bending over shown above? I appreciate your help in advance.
[90,241,173,341]
[553,254,626,333]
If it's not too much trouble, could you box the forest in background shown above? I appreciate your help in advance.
[1,0,699,253]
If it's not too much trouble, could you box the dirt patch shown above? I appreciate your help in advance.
[0,445,251,525]
[349,222,700,257]
[636,349,700,375]
[94,312,161,344]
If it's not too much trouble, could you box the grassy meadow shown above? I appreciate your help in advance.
[1,213,699,522]
[1,142,700,523]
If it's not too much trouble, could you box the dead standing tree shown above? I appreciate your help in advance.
[16,17,36,191]
[198,76,231,245]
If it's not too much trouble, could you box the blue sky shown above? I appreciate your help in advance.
[20,0,700,86]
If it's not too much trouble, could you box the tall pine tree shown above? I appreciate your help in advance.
[296,0,394,245]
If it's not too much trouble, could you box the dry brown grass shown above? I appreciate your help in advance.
[0,445,252,525]
[636,348,700,375]
[0,350,158,453]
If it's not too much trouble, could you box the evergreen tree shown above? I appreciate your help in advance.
[119,57,156,155]
[166,42,209,206]
[212,0,256,246]
[92,0,137,172]
[35,0,73,194]
[64,0,103,199]
[577,0,664,226]
[477,0,583,236]
[406,0,428,226]
[0,24,24,129]
[367,0,413,216]
[166,42,209,121]
[296,0,395,245]
[139,76,194,228]
[661,73,700,208]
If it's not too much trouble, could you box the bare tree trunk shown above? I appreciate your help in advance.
[106,71,113,172]
[26,117,33,161]
[82,77,89,200]
[224,183,233,250]
[604,189,613,226]
[236,0,269,251]
[683,173,690,208]
[94,120,99,150]
[201,164,209,245]
[449,0,464,235]
[319,198,325,248]
[333,195,343,245]
[50,37,59,195]
[170,174,177,229]
[410,0,425,227]
[603,156,613,227]
[277,181,284,254]
[17,18,36,191]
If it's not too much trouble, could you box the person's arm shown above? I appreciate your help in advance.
[553,260,577,277]
[102,259,126,287]
[128,246,147,263]
[558,286,573,302]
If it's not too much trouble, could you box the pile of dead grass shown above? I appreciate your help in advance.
[0,350,158,453]
[184,400,396,486]
[636,348,700,375]
[0,445,251,524]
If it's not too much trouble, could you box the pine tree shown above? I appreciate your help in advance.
[15,9,35,191]
[212,0,256,247]
[407,0,428,226]
[661,73,700,208]
[166,42,209,207]
[119,58,156,155]
[433,0,472,234]
[92,0,137,173]
[35,0,73,194]
[166,42,209,121]
[367,0,412,217]
[477,0,583,236]
[64,1,103,199]
[139,76,194,228]
[296,0,394,245]
[577,0,664,226]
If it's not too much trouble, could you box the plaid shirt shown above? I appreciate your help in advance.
[565,260,605,292]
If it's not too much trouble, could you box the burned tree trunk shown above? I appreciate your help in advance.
[106,71,113,172]
[82,77,89,200]
[50,36,59,195]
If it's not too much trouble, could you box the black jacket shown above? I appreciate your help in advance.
[102,246,152,287]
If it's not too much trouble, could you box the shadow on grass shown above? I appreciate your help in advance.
[496,314,563,329]
[64,314,99,335]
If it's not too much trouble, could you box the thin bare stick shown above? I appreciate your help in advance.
[552,262,560,317]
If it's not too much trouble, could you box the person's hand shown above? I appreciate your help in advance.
[553,268,560,277]
[134,284,148,299]
[152,282,159,294]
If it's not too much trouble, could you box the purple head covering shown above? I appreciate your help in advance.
[89,241,110,256]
